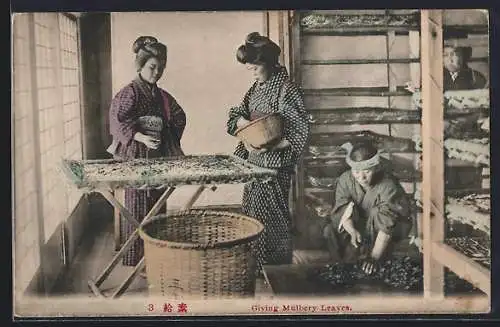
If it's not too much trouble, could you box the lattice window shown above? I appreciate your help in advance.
[13,13,83,293]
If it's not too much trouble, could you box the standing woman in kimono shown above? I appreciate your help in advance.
[226,32,310,271]
[323,142,414,275]
[108,36,186,268]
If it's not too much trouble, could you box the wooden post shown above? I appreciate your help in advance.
[420,9,445,299]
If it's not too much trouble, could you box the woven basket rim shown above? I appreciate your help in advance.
[234,112,281,135]
[138,209,264,250]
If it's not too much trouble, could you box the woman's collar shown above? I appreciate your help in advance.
[257,65,287,86]
[135,74,157,89]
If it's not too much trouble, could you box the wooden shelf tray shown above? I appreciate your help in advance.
[304,86,411,97]
[412,136,489,166]
[444,138,490,167]
[447,193,490,234]
[445,237,490,269]
[306,155,420,183]
[443,24,489,34]
[431,242,490,296]
[308,130,417,152]
[412,89,490,111]
[60,154,278,190]
[300,12,420,34]
[302,58,421,65]
[413,191,490,234]
[309,107,421,125]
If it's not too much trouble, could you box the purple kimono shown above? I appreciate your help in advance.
[109,76,186,266]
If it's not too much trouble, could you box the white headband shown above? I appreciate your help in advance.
[341,142,381,171]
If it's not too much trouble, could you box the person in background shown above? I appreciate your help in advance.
[108,36,186,270]
[323,141,414,275]
[404,45,488,93]
[226,32,310,272]
[443,45,487,91]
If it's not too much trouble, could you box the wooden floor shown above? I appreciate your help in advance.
[51,205,417,299]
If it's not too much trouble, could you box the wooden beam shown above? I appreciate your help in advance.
[303,86,411,97]
[302,26,419,36]
[263,11,269,37]
[432,242,490,296]
[421,9,446,299]
[302,58,421,65]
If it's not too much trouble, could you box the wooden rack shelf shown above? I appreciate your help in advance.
[302,58,421,65]
[304,86,412,97]
[309,107,421,125]
[301,27,419,36]
[306,155,420,182]
[293,10,422,256]
[420,10,491,299]
[444,24,489,34]
[308,131,417,152]
[431,242,490,295]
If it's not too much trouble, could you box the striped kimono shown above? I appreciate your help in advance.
[109,75,186,266]
[226,66,310,270]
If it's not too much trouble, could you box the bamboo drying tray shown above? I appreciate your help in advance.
[308,108,421,125]
[414,191,490,234]
[412,136,489,167]
[61,154,278,190]
[412,89,490,111]
[445,237,490,269]
[301,11,420,29]
[309,130,416,152]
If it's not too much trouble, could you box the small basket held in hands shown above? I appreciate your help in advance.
[235,113,284,149]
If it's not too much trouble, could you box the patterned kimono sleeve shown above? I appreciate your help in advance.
[330,172,355,231]
[226,86,254,136]
[227,86,255,159]
[109,85,138,145]
[369,180,412,238]
[168,95,187,142]
[278,82,310,164]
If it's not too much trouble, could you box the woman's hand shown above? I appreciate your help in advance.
[134,132,160,150]
[268,138,291,151]
[236,117,251,129]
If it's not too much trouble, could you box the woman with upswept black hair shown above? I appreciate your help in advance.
[226,32,310,272]
[108,36,186,268]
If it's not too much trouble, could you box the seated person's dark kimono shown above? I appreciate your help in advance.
[442,45,488,138]
[323,146,413,264]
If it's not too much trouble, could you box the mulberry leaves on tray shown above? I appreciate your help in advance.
[318,256,478,293]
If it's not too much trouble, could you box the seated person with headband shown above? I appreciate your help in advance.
[323,141,415,275]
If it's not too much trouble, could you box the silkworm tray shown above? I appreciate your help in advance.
[61,154,278,190]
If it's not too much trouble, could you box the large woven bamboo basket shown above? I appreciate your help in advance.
[235,113,283,149]
[138,210,264,299]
